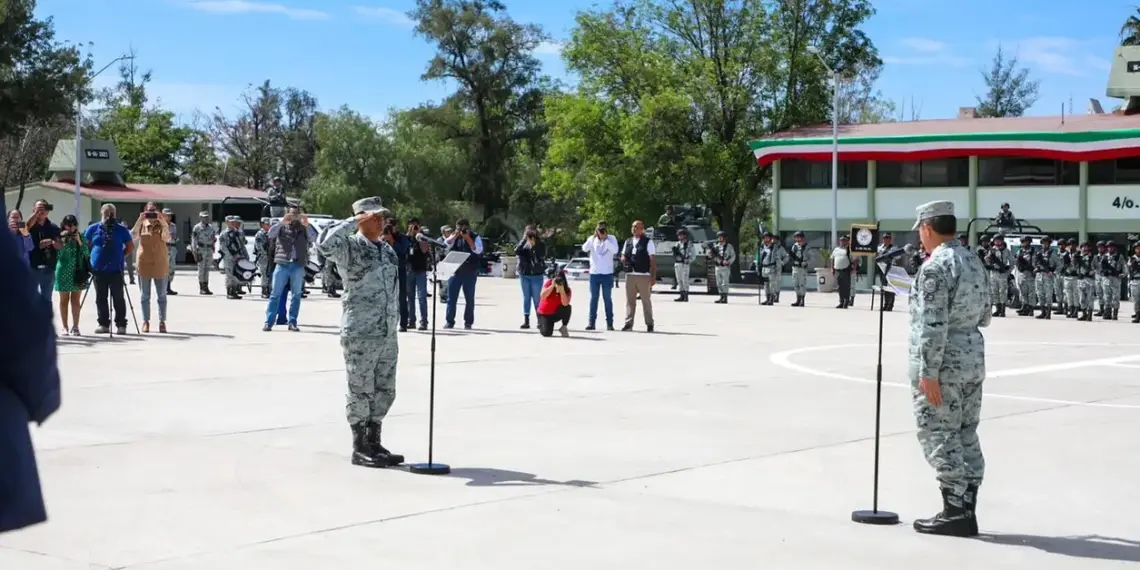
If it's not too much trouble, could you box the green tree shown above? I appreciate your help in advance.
[410,0,547,219]
[975,45,1039,118]
[279,88,318,191]
[178,114,223,184]
[91,57,190,183]
[0,0,91,140]
[304,107,392,215]
[212,80,283,190]
[1122,8,1140,45]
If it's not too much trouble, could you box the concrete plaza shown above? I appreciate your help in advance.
[3,270,1139,569]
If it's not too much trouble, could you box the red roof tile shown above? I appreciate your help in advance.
[760,112,1140,141]
[41,181,269,203]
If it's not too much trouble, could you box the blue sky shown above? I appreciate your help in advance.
[34,0,1134,123]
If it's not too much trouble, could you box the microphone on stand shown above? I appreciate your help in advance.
[874,245,909,264]
[415,232,447,248]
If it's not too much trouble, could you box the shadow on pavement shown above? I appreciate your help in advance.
[439,467,598,488]
[976,533,1140,562]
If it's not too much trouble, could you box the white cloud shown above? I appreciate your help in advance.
[883,37,970,67]
[534,41,563,56]
[186,1,330,21]
[1001,37,1104,76]
[897,37,950,54]
[352,5,414,27]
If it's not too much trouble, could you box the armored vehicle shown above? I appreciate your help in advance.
[649,204,717,293]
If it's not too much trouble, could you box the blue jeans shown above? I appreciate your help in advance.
[139,277,168,322]
[519,274,544,317]
[588,273,615,326]
[445,272,477,327]
[31,266,54,305]
[265,262,304,325]
[407,270,428,326]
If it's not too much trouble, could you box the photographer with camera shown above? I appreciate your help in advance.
[24,200,62,303]
[84,204,135,334]
[7,209,33,265]
[54,215,89,335]
[263,207,318,331]
[384,218,413,332]
[537,267,573,337]
[443,218,483,329]
[131,203,173,333]
[515,225,547,328]
[406,218,430,330]
[581,221,618,331]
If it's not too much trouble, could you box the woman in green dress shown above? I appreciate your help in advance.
[54,214,89,335]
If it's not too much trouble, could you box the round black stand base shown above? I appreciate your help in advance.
[408,462,451,475]
[851,509,900,525]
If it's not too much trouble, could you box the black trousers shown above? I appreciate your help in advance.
[93,270,127,328]
[538,305,572,337]
[836,270,852,305]
[397,261,409,326]
[874,267,896,309]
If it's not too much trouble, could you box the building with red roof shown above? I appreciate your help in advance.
[749,46,1140,252]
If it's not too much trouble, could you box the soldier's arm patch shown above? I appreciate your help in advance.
[922,275,939,301]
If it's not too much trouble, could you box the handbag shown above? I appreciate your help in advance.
[72,241,91,288]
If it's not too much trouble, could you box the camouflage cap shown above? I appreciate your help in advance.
[441,225,453,233]
[793,230,805,237]
[912,200,954,230]
[225,215,241,222]
[161,208,173,215]
[351,196,388,216]
[259,217,271,224]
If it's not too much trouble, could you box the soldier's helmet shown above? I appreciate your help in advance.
[980,235,991,242]
[956,233,966,240]
[1133,241,1140,250]
[1041,235,1052,242]
[882,232,893,239]
[1097,240,1107,248]
[793,230,805,238]
[717,230,726,237]
[1001,202,1010,208]
[1107,240,1118,248]
[1081,241,1092,249]
[1019,236,1031,243]
[762,231,773,238]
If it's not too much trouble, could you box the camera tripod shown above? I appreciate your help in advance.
[79,273,142,336]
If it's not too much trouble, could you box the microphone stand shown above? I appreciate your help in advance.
[851,257,899,525]
[409,240,451,476]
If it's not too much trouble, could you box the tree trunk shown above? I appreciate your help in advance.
[15,181,27,211]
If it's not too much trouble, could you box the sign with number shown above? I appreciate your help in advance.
[1088,187,1140,219]
[84,149,110,159]
[1128,61,1140,73]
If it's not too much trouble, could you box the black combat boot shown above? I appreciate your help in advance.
[260,286,270,299]
[1035,306,1048,319]
[682,292,689,302]
[720,294,728,303]
[1111,308,1120,320]
[1095,306,1104,317]
[167,283,178,296]
[963,484,980,537]
[1132,311,1140,323]
[350,424,384,468]
[200,282,213,295]
[791,295,801,307]
[992,305,1000,317]
[1103,309,1113,320]
[369,422,404,466]
[996,304,1005,317]
[327,288,341,298]
[674,292,685,302]
[521,315,531,329]
[913,488,975,537]
[762,296,773,306]
[233,286,244,299]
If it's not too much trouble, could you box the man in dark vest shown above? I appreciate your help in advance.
[443,218,484,329]
[620,220,656,332]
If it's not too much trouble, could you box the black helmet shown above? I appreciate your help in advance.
[1001,202,1010,208]
[956,233,966,240]
[979,235,991,243]
[1107,240,1118,248]
[793,230,805,238]
[1019,236,1031,242]
[1096,240,1106,247]
[882,232,893,239]
[1133,241,1140,250]
[717,230,726,237]
[762,231,773,238]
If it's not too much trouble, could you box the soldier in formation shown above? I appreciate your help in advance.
[789,231,809,307]
[322,255,343,298]
[1033,236,1059,319]
[316,197,404,468]
[709,230,735,304]
[190,211,217,295]
[907,200,990,537]
[974,234,990,262]
[671,228,694,302]
[1100,241,1125,320]
[756,232,788,305]
[163,209,179,296]
[218,215,249,300]
[253,217,273,298]
[1059,238,1077,317]
[1128,242,1140,323]
[983,235,1014,317]
[1074,242,1096,321]
[1013,236,1035,315]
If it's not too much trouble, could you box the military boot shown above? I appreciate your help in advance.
[200,282,213,295]
[1103,309,1113,320]
[350,423,384,468]
[791,295,802,307]
[1067,307,1078,319]
[368,422,404,466]
[762,297,773,306]
[720,294,729,303]
[1111,308,1120,320]
[1095,306,1104,317]
[913,488,975,537]
[1131,312,1140,323]
[997,304,1005,317]
[963,484,980,537]
[674,292,685,302]
[992,305,1001,317]
[260,286,270,299]
[1035,306,1048,319]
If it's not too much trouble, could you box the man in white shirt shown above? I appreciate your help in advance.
[831,234,859,309]
[581,221,619,330]
[621,220,657,332]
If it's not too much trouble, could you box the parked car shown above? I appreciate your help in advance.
[564,257,591,281]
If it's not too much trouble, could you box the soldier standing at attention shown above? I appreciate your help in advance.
[219,216,248,300]
[162,209,179,295]
[986,235,1014,317]
[1127,242,1140,323]
[710,230,735,304]
[831,235,856,309]
[1033,236,1059,319]
[1059,239,1077,318]
[190,212,217,295]
[1075,242,1096,321]
[316,197,404,469]
[1093,241,1108,317]
[769,233,788,303]
[253,217,272,298]
[1013,236,1035,316]
[908,200,990,537]
[876,233,898,312]
[1101,241,1125,320]
[671,228,694,302]
[757,232,782,305]
[789,231,809,307]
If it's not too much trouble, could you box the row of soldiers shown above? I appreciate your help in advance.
[974,234,1140,323]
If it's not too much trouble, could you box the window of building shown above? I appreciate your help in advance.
[876,159,967,187]
[1115,157,1140,183]
[779,159,867,189]
[978,157,1079,186]
[1089,160,1115,184]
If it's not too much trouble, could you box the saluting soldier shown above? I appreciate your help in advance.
[672,227,695,302]
[789,231,809,307]
[190,211,217,295]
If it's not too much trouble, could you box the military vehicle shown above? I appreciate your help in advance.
[649,204,717,293]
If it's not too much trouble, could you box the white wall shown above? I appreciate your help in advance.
[1087,185,1140,219]
[779,189,867,220]
[875,188,969,220]
[977,186,1079,220]
[4,187,98,228]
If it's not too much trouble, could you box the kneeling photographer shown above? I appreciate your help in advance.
[537,267,572,337]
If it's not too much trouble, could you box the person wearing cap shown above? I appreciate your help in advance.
[788,231,809,307]
[1031,235,1060,319]
[252,217,273,298]
[985,235,1014,317]
[957,234,967,248]
[217,216,249,300]
[670,227,694,302]
[190,211,218,295]
[830,235,858,309]
[1126,242,1140,323]
[709,230,735,305]
[1093,240,1108,316]
[1101,240,1125,320]
[908,200,991,537]
[265,176,287,218]
[1013,236,1036,316]
[161,208,179,296]
[876,232,900,311]
[994,202,1015,228]
[756,231,787,305]
[315,197,404,469]
[264,206,318,329]
[1074,241,1096,321]
[1058,238,1078,318]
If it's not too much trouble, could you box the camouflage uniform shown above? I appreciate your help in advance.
[757,235,788,304]
[164,209,178,292]
[1075,246,1096,319]
[1033,238,1059,319]
[710,236,735,302]
[219,216,248,295]
[671,235,694,301]
[1059,241,1077,314]
[789,233,809,307]
[1013,238,1035,314]
[321,255,342,296]
[253,219,272,297]
[1102,243,1125,320]
[986,241,1014,316]
[316,197,403,468]
[190,214,217,294]
[1127,246,1140,323]
[1093,242,1107,315]
[908,200,990,537]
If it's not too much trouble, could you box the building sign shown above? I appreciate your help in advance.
[1128,61,1140,73]
[1088,186,1140,219]
[1111,196,1140,210]
[84,149,110,159]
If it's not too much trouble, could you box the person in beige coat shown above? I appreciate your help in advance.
[131,202,172,333]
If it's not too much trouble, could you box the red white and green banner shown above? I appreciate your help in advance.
[749,129,1140,166]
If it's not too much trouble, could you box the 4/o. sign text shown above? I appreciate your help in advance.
[1111,196,1140,210]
